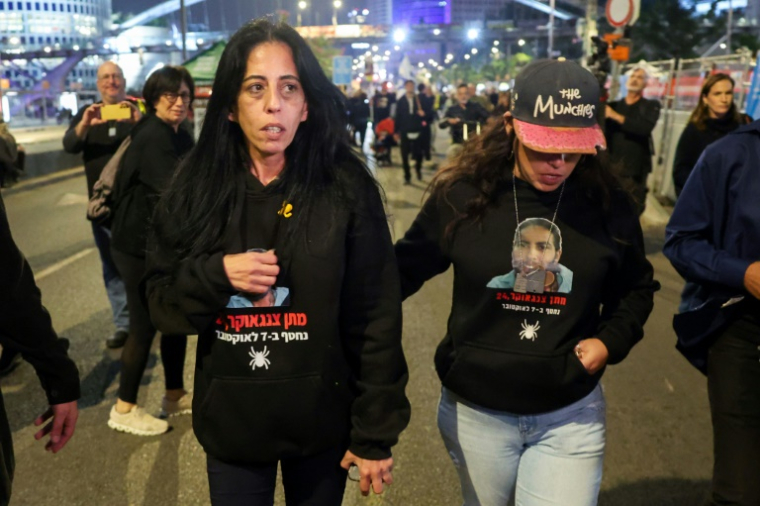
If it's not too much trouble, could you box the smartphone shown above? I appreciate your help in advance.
[99,103,132,121]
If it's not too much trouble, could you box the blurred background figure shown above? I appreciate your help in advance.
[604,65,661,215]
[440,83,490,160]
[62,61,144,350]
[347,89,370,151]
[672,73,751,197]
[371,81,396,128]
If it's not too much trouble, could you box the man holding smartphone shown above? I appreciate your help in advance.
[62,61,144,349]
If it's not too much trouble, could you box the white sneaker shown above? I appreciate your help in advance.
[108,405,169,436]
[161,392,192,418]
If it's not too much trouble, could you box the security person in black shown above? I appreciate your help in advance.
[62,61,144,349]
[605,65,661,215]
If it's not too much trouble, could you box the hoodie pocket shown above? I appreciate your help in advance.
[442,343,597,414]
[196,374,350,464]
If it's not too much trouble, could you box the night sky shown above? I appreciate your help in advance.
[111,0,368,31]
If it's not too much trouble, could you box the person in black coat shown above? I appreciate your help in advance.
[394,80,427,184]
[347,89,370,149]
[672,73,750,197]
[62,61,144,350]
[107,66,195,436]
[605,66,661,215]
[439,83,490,159]
[417,83,435,161]
[0,193,80,505]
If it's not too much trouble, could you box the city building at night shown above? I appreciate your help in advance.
[0,0,110,49]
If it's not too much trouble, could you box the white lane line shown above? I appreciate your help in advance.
[664,378,675,393]
[36,248,96,281]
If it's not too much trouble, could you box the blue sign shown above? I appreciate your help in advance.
[332,56,353,85]
[746,59,760,120]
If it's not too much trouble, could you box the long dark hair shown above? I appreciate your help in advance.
[155,17,373,257]
[433,117,622,240]
[688,73,743,130]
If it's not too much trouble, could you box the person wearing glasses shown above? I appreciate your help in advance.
[63,61,144,350]
[107,66,195,436]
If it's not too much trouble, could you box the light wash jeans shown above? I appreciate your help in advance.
[438,384,606,506]
[91,223,129,331]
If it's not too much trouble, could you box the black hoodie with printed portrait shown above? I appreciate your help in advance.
[144,169,410,465]
[395,175,658,414]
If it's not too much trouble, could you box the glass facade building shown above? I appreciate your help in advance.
[392,0,451,25]
[0,0,110,49]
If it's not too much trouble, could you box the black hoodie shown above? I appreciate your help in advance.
[395,176,658,414]
[145,171,410,464]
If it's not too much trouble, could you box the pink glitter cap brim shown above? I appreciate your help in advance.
[514,119,607,154]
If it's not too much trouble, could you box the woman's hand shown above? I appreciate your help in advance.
[222,249,279,294]
[340,450,394,496]
[575,338,609,375]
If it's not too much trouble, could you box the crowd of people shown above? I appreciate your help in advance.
[0,16,759,506]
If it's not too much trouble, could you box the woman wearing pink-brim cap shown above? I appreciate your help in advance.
[395,59,659,505]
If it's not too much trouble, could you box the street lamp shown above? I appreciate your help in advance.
[518,39,526,47]
[467,29,479,40]
[297,1,307,27]
[332,0,342,26]
[393,29,406,43]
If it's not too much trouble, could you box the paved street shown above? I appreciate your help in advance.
[1,140,713,505]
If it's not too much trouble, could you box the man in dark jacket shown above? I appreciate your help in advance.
[440,83,490,159]
[663,121,760,506]
[605,66,661,215]
[394,80,427,184]
[0,193,80,505]
[62,61,143,349]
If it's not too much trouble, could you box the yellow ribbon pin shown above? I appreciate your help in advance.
[278,201,293,218]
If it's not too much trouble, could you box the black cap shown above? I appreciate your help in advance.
[510,59,606,154]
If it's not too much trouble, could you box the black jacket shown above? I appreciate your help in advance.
[605,97,661,178]
[0,194,80,504]
[395,176,658,414]
[62,99,140,197]
[110,114,194,258]
[144,170,410,464]
[394,94,427,136]
[440,102,490,144]
[672,114,748,196]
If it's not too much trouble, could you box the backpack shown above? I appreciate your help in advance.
[86,136,131,227]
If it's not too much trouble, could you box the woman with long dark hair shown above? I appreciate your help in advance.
[144,18,410,505]
[108,65,195,436]
[672,73,750,196]
[395,60,659,505]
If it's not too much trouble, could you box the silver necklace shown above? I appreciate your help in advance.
[511,171,566,294]
[511,172,565,226]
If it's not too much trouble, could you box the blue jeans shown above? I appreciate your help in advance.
[91,223,129,331]
[438,385,606,506]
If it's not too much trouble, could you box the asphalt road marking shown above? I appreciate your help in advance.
[36,248,96,281]
[665,378,675,392]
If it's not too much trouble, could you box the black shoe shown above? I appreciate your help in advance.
[417,172,423,181]
[107,330,129,349]
[0,349,22,377]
